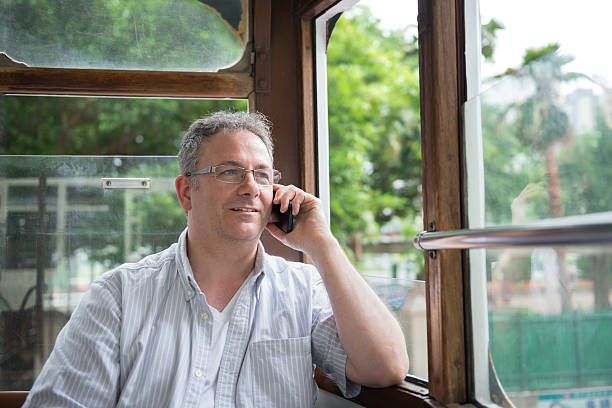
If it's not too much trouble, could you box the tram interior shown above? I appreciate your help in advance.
[1,0,611,407]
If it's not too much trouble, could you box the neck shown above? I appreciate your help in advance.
[185,229,258,296]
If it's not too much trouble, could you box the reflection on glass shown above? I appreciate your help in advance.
[481,59,612,227]
[477,2,612,403]
[0,156,184,389]
[0,0,246,71]
[478,47,612,408]
[487,246,612,408]
[364,274,427,380]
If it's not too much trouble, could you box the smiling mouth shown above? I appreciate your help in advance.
[230,207,258,213]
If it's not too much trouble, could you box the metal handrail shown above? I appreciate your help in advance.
[413,221,612,251]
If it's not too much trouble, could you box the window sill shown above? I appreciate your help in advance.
[315,368,444,407]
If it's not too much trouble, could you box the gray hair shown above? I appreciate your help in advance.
[178,111,274,189]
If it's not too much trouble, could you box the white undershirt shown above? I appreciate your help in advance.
[200,271,254,406]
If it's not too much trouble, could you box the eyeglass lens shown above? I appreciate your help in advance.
[215,166,277,185]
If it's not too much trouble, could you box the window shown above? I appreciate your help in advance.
[1,0,247,72]
[1,0,552,406]
[0,96,246,389]
[1,0,251,387]
[464,1,612,407]
[322,0,427,380]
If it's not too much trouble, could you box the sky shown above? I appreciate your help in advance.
[358,0,612,90]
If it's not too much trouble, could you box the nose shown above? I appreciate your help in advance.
[238,170,260,196]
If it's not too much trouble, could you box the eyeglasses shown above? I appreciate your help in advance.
[186,164,281,186]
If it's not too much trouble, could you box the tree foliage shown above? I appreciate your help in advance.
[326,7,422,253]
[481,18,504,62]
[0,96,246,155]
[482,41,612,308]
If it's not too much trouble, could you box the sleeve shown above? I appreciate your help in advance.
[309,267,361,398]
[23,276,122,408]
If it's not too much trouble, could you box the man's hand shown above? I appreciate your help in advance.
[266,184,333,256]
[265,184,409,388]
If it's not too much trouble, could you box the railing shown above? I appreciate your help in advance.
[413,215,612,251]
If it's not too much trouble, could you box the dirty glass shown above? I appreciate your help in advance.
[0,155,184,389]
[0,0,247,72]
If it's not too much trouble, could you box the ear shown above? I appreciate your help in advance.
[175,175,193,211]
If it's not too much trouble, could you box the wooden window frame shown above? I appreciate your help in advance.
[417,0,468,404]
[0,2,255,98]
[0,67,253,98]
[296,0,470,406]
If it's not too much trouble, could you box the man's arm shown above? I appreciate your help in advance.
[266,185,409,387]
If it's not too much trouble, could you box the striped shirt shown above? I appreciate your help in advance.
[24,229,360,407]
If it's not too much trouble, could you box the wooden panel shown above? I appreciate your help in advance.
[350,388,446,408]
[298,18,317,196]
[253,0,272,93]
[252,0,302,262]
[0,67,253,98]
[296,0,343,19]
[0,391,28,408]
[417,0,467,404]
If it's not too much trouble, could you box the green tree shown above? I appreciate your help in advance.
[0,96,245,273]
[559,111,612,310]
[513,45,584,311]
[326,7,422,273]
[483,45,583,308]
[1,0,248,277]
[513,45,581,217]
[481,18,504,62]
[482,41,611,310]
[0,96,245,155]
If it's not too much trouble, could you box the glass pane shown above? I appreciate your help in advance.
[479,1,612,227]
[0,95,247,155]
[0,0,246,72]
[326,0,425,379]
[487,245,612,408]
[0,155,184,389]
[474,2,612,404]
[365,275,427,380]
[479,73,612,228]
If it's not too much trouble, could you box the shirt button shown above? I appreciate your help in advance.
[187,290,193,297]
[194,369,203,378]
[201,312,209,321]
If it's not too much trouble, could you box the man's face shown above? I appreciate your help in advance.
[187,129,274,243]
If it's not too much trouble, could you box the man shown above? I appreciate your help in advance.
[24,111,409,407]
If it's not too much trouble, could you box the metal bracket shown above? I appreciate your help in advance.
[101,178,151,189]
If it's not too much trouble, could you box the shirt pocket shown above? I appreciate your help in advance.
[249,336,316,408]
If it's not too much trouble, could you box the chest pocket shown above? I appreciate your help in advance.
[249,336,316,408]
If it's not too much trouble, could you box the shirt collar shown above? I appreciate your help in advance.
[252,241,266,297]
[175,228,266,301]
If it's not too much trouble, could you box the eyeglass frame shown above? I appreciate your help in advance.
[185,164,282,186]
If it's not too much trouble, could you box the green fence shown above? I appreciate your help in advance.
[490,310,612,391]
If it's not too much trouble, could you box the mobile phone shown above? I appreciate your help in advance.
[270,200,294,233]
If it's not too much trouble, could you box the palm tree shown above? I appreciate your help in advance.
[510,44,585,311]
